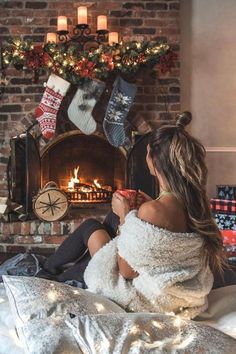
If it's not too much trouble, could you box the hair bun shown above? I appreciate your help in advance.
[176,111,192,130]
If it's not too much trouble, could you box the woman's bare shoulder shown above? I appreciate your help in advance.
[138,198,188,233]
[137,200,166,227]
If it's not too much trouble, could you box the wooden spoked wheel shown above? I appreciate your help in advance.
[33,183,69,222]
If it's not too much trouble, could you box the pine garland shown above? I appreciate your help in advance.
[2,38,177,84]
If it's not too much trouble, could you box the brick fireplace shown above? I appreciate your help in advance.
[0,0,180,255]
[41,131,127,202]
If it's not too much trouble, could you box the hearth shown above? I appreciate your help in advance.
[41,131,127,205]
[8,129,127,218]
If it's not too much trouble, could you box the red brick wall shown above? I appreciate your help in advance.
[0,0,180,255]
[0,0,180,198]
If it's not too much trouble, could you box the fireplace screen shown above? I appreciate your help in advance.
[41,132,127,204]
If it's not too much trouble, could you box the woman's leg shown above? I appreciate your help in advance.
[87,229,111,256]
[57,229,112,283]
[44,218,107,274]
[102,210,120,238]
[56,251,91,283]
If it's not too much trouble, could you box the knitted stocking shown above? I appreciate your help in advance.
[68,79,105,135]
[103,76,137,147]
[35,74,70,140]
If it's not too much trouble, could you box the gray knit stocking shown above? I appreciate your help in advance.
[68,79,105,135]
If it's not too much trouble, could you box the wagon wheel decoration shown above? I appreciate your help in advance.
[33,182,69,222]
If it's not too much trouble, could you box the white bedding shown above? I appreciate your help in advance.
[0,283,24,354]
[0,282,236,353]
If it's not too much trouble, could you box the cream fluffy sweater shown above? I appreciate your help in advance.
[84,210,213,319]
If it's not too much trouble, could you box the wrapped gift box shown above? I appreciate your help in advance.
[210,198,236,214]
[214,213,236,230]
[217,185,236,200]
[224,245,236,258]
[221,230,236,257]
[221,230,236,245]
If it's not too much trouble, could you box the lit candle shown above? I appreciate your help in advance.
[46,32,57,43]
[77,6,87,25]
[108,32,118,45]
[97,15,107,31]
[57,16,67,31]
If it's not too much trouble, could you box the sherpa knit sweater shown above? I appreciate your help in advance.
[84,210,214,319]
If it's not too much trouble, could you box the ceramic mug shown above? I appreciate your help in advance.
[116,189,139,209]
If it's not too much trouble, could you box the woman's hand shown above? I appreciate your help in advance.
[137,190,153,208]
[111,192,130,224]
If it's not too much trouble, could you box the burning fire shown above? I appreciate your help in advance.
[67,166,105,192]
[93,179,102,188]
[66,164,113,203]
[68,166,80,191]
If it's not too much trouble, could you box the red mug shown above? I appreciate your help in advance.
[116,189,138,209]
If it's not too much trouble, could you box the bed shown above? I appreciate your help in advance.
[0,275,236,354]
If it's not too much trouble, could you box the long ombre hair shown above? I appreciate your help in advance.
[149,112,226,274]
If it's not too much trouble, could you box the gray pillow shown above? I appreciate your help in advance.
[3,275,125,354]
[66,312,236,354]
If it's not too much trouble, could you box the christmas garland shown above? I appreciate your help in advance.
[2,38,177,84]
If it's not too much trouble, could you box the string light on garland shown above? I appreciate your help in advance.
[1,38,177,85]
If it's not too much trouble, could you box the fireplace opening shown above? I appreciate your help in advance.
[41,131,127,205]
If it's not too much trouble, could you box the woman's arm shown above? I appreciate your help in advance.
[117,254,139,279]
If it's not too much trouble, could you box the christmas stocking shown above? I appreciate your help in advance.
[35,74,70,140]
[103,76,137,147]
[68,79,105,135]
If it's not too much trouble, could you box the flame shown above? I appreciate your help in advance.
[68,165,80,190]
[94,179,101,188]
[74,166,80,182]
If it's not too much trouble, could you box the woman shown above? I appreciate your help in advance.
[42,111,225,318]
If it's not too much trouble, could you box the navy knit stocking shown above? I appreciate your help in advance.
[103,76,137,147]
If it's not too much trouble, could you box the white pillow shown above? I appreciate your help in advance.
[66,312,236,354]
[3,275,125,354]
[0,284,24,354]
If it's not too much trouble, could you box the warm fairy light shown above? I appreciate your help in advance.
[152,320,163,329]
[46,32,57,43]
[173,315,182,327]
[97,15,107,31]
[57,16,68,31]
[13,39,21,47]
[94,302,105,312]
[47,290,57,301]
[130,325,140,334]
[77,6,88,25]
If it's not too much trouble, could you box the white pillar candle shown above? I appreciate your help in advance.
[57,16,67,31]
[46,32,57,43]
[97,15,107,31]
[108,32,118,45]
[77,6,87,25]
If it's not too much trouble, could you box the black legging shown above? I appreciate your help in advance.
[43,211,120,283]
